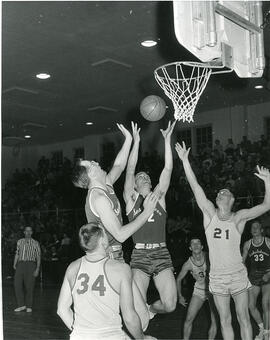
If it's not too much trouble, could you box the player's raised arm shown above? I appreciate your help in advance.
[175,141,215,222]
[107,123,132,185]
[176,261,190,307]
[92,190,159,243]
[235,166,270,233]
[157,121,175,200]
[123,122,140,207]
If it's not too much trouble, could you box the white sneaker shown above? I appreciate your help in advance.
[14,306,26,312]
[255,328,265,340]
[146,304,156,320]
[26,308,32,313]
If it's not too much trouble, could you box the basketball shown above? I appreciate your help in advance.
[140,95,166,121]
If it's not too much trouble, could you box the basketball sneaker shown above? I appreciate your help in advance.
[147,304,157,320]
[26,308,32,313]
[14,306,26,312]
[255,327,265,340]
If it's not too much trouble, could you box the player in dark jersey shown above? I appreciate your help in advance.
[175,141,270,340]
[243,220,270,340]
[71,122,159,331]
[124,121,177,316]
[177,237,217,340]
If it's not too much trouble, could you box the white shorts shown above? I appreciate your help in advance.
[193,286,209,301]
[209,267,252,297]
[70,329,130,340]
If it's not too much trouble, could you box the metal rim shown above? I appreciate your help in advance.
[154,60,232,77]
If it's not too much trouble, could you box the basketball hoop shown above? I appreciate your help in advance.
[154,61,231,123]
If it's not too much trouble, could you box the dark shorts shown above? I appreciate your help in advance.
[130,247,174,276]
[249,269,270,286]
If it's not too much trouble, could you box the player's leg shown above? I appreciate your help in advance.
[132,268,150,302]
[152,268,177,313]
[130,249,152,331]
[213,294,234,340]
[207,295,218,340]
[248,285,264,339]
[183,294,204,340]
[233,290,252,340]
[24,262,36,311]
[262,282,270,340]
[14,262,26,310]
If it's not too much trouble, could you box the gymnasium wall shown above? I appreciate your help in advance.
[2,101,270,184]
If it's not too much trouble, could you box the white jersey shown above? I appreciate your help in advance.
[71,256,122,336]
[188,256,207,290]
[205,212,244,275]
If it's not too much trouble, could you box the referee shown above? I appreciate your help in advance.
[13,226,41,313]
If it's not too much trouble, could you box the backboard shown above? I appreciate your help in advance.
[173,1,265,78]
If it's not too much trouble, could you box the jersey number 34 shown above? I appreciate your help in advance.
[77,273,106,296]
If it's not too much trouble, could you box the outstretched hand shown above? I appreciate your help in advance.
[160,120,176,140]
[143,191,159,215]
[116,123,132,140]
[175,141,190,162]
[131,121,141,144]
[254,165,270,182]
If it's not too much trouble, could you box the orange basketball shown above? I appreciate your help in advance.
[140,95,166,121]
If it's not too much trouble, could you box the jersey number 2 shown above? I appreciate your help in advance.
[213,228,229,239]
[77,273,106,296]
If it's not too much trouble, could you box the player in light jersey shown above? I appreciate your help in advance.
[242,220,270,340]
[124,121,177,316]
[57,223,156,340]
[71,123,159,330]
[176,237,217,340]
[175,141,270,340]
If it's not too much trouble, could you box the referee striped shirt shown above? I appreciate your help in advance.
[16,238,41,262]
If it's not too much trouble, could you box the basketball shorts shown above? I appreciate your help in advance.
[130,247,174,276]
[108,246,125,263]
[70,329,130,340]
[209,267,252,297]
[193,286,209,301]
[249,269,270,286]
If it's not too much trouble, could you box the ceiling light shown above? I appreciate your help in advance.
[254,85,263,89]
[86,122,93,125]
[36,73,51,79]
[141,40,157,47]
[24,135,31,139]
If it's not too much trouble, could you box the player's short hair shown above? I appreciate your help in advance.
[72,164,90,189]
[251,219,263,228]
[79,223,104,252]
[24,226,33,232]
[135,171,151,182]
[189,234,202,246]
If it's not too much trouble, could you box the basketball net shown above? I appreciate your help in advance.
[155,61,219,123]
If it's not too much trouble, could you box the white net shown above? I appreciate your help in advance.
[154,62,213,123]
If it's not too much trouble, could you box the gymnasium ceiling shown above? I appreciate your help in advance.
[2,1,270,146]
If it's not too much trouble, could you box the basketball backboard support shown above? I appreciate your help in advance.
[173,1,265,78]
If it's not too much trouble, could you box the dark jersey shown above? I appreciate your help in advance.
[248,237,270,273]
[127,193,166,243]
[85,184,122,247]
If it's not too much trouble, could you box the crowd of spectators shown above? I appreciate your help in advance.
[2,134,270,281]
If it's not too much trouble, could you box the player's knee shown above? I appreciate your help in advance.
[220,314,232,328]
[163,298,176,313]
[248,300,256,311]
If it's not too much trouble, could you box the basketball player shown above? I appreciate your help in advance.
[176,237,217,340]
[175,141,270,340]
[72,122,159,330]
[242,220,270,340]
[57,223,156,340]
[124,121,177,315]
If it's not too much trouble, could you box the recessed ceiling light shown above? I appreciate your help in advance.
[36,73,51,79]
[141,40,157,47]
[86,122,93,125]
[255,85,263,89]
[24,135,31,139]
